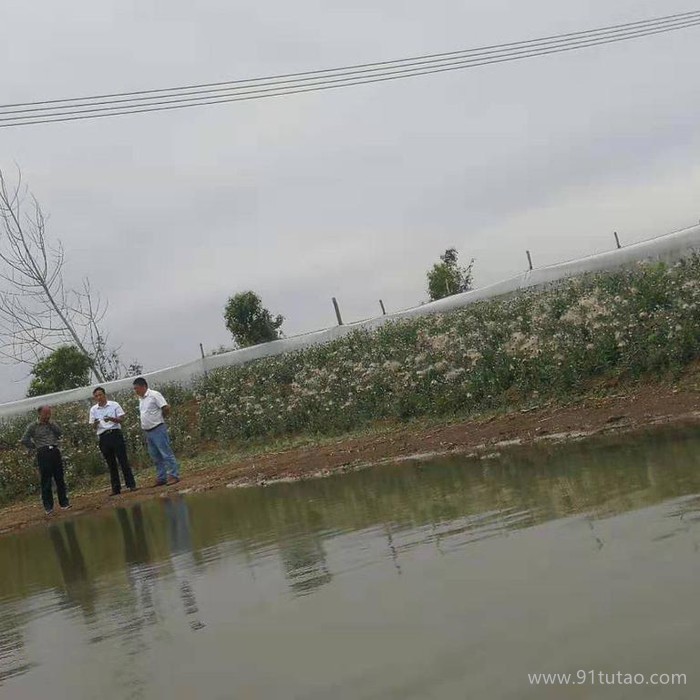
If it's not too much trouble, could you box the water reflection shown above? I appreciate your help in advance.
[1,426,700,695]
[3,427,700,606]
[162,496,206,631]
[115,504,158,633]
[0,610,34,685]
[48,521,96,620]
[116,505,150,566]
[661,495,700,552]
[383,522,403,574]
[278,532,332,595]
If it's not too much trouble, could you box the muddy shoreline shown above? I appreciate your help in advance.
[1,379,699,536]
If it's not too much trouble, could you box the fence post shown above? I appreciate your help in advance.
[199,343,209,378]
[379,299,386,315]
[332,297,344,325]
[613,231,622,249]
[526,250,533,271]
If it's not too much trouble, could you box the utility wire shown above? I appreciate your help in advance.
[3,10,698,116]
[4,15,697,127]
[3,9,698,111]
[1,10,697,128]
[3,9,698,112]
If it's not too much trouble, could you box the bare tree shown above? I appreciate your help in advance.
[0,167,119,382]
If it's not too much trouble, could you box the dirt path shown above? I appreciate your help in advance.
[2,378,699,535]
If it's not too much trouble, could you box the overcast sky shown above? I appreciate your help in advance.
[1,0,699,401]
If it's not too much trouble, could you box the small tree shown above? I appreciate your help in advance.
[26,345,93,397]
[426,248,474,301]
[224,291,284,347]
[124,360,144,377]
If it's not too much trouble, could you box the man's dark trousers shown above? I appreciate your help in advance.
[37,446,69,512]
[99,429,136,494]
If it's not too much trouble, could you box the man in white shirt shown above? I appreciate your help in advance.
[89,387,137,496]
[132,377,181,487]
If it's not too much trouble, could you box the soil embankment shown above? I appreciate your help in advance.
[1,376,698,535]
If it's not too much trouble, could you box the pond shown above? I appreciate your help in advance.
[2,427,700,698]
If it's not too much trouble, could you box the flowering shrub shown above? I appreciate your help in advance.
[196,258,700,440]
[2,257,700,505]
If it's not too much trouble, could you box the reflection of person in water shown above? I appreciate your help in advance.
[48,521,96,620]
[104,504,159,696]
[163,497,193,556]
[162,497,205,630]
[113,504,159,639]
[115,505,151,566]
[278,531,332,595]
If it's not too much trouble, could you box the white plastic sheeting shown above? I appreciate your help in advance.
[2,223,700,420]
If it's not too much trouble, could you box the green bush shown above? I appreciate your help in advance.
[196,258,700,441]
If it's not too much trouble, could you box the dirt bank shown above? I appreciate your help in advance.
[2,376,699,536]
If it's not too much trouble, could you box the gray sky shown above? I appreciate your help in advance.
[1,0,699,401]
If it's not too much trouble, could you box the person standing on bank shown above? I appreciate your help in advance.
[21,406,71,516]
[89,387,137,496]
[132,377,180,487]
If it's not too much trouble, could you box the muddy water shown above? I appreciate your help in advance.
[2,428,700,699]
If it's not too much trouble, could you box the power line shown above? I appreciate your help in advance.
[3,10,698,116]
[4,15,698,128]
[3,9,698,111]
[1,10,697,129]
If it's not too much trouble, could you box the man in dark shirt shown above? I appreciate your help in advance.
[21,406,71,516]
